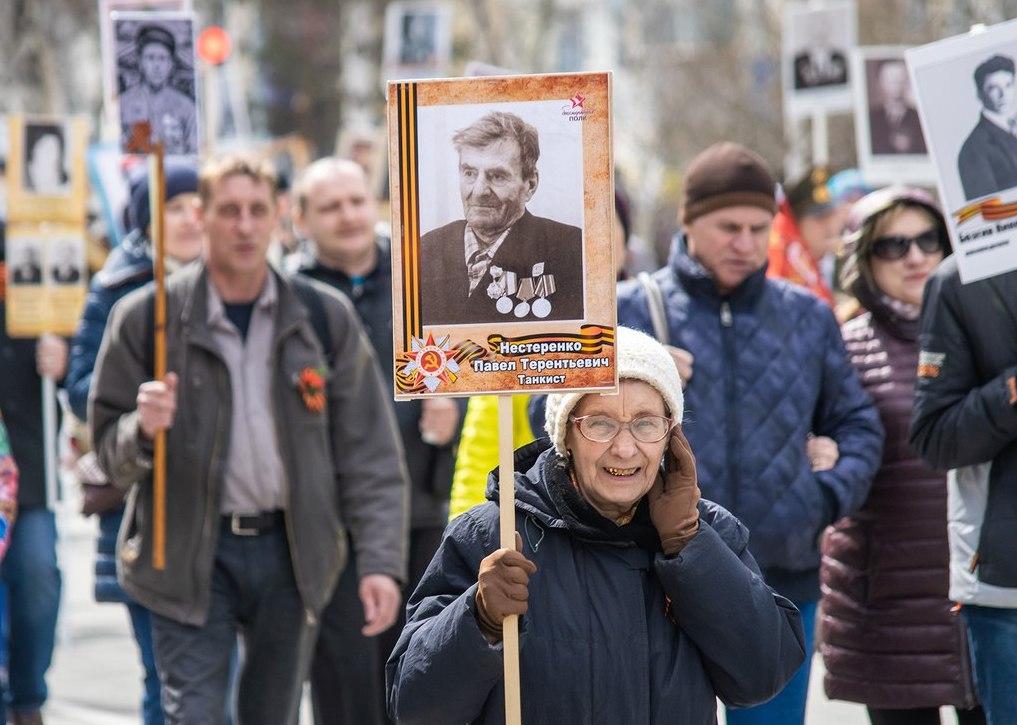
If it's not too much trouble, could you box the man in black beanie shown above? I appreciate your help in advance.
[617,142,882,724]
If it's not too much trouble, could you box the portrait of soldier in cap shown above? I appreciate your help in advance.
[957,53,1017,201]
[418,110,585,326]
[117,18,198,155]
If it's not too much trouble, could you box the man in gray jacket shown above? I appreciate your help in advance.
[90,154,409,724]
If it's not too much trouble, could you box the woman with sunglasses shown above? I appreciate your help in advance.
[386,327,805,724]
[821,187,984,724]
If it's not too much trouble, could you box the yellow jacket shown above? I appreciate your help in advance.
[448,395,535,519]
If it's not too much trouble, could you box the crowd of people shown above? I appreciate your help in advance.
[0,120,1014,725]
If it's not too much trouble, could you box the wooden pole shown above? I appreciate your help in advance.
[497,394,522,724]
[149,144,168,571]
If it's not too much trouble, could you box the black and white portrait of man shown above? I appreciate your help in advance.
[867,58,927,156]
[957,53,1017,201]
[50,241,82,285]
[9,242,43,286]
[418,109,585,326]
[115,15,198,155]
[400,11,436,65]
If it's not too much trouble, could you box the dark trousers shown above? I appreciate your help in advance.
[311,526,444,725]
[151,524,316,725]
[868,706,986,725]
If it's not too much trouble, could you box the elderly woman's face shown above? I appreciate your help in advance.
[869,207,944,307]
[565,380,669,520]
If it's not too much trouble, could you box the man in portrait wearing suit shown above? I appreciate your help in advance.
[419,111,584,326]
[50,244,80,285]
[11,246,43,286]
[868,59,927,156]
[958,54,1017,201]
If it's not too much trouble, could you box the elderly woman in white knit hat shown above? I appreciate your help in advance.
[386,327,805,724]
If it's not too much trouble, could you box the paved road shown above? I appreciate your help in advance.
[40,500,960,724]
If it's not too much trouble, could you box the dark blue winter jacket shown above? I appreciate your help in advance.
[67,230,153,422]
[66,229,152,603]
[616,238,883,600]
[386,440,805,725]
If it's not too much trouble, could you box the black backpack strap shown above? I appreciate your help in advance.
[288,274,334,358]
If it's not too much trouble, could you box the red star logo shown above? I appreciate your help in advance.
[569,93,585,109]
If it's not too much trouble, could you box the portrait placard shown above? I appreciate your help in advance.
[382,1,453,82]
[4,225,87,337]
[852,46,934,185]
[112,10,200,156]
[782,0,857,117]
[99,0,192,124]
[907,18,1017,283]
[5,116,89,225]
[387,72,617,399]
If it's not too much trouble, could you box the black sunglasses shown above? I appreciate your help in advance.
[870,229,943,261]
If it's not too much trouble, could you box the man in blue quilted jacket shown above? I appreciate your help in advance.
[616,142,883,725]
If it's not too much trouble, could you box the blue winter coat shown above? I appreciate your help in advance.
[67,231,153,421]
[386,441,805,724]
[617,239,883,595]
[66,230,153,603]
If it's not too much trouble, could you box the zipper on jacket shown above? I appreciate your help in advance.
[968,551,980,573]
[720,301,733,327]
[720,301,739,511]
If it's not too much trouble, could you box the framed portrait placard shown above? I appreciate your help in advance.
[4,224,87,337]
[782,0,857,117]
[5,116,89,225]
[382,1,453,83]
[112,10,200,156]
[387,72,617,399]
[852,46,934,185]
[98,0,192,123]
[907,18,1017,283]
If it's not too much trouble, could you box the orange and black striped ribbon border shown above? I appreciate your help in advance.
[954,197,1017,225]
[487,325,616,355]
[397,82,422,350]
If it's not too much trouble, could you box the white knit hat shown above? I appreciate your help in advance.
[544,326,684,456]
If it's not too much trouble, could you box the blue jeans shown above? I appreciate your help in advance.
[127,602,165,725]
[726,599,816,725]
[0,507,61,714]
[962,605,1017,725]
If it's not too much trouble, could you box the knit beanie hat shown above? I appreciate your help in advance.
[682,142,777,224]
[544,327,684,456]
[128,159,199,235]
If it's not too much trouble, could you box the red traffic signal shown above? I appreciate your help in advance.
[197,26,232,66]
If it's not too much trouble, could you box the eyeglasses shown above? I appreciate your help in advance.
[570,414,673,443]
[870,229,943,261]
